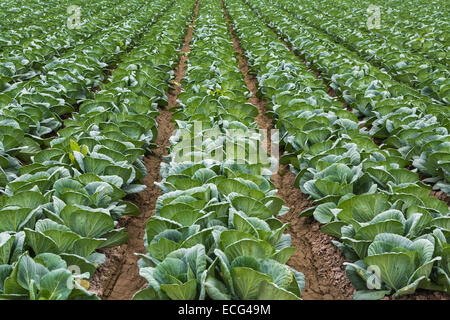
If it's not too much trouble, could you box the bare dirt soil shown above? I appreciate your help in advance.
[88,103,175,300]
[90,0,449,301]
[272,169,355,299]
[89,0,201,300]
[262,11,449,207]
[222,1,354,300]
[431,190,450,205]
[224,2,449,300]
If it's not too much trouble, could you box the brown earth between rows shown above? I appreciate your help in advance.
[90,0,448,300]
[222,0,354,300]
[243,2,449,300]
[88,0,201,300]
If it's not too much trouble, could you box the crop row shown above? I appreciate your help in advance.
[270,0,449,105]
[0,0,174,191]
[292,0,449,67]
[223,0,449,298]
[0,0,142,86]
[0,0,183,300]
[245,0,450,195]
[0,0,78,34]
[133,0,304,300]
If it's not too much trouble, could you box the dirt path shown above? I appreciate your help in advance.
[255,7,449,207]
[88,1,200,300]
[238,3,449,300]
[221,1,354,300]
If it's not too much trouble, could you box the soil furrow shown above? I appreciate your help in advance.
[88,0,201,300]
[221,1,354,300]
[245,2,449,300]
[251,6,449,206]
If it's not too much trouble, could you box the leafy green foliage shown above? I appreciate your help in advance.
[0,0,189,300]
[224,0,450,299]
[134,0,304,300]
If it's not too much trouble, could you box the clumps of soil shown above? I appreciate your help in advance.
[168,5,198,105]
[222,1,354,300]
[272,166,355,300]
[385,290,449,300]
[251,9,449,300]
[222,2,272,148]
[89,112,174,299]
[89,0,201,300]
[104,64,117,78]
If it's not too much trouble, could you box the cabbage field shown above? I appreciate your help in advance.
[0,0,448,301]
